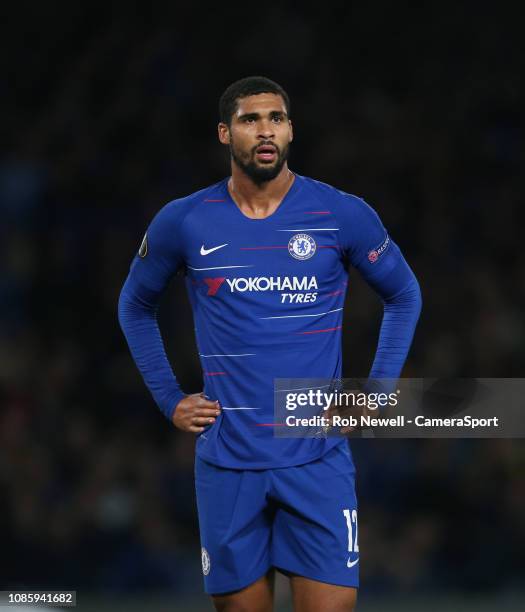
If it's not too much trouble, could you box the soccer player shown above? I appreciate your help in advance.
[118,76,422,611]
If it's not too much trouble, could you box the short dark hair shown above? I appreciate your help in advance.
[219,76,290,125]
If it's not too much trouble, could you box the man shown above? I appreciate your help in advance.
[118,76,422,611]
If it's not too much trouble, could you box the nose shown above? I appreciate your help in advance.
[257,118,275,140]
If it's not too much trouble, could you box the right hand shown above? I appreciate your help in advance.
[172,392,221,433]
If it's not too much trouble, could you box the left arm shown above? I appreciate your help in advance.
[359,247,422,379]
[336,194,422,379]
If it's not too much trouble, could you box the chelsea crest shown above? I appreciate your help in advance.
[288,233,316,260]
[201,547,211,575]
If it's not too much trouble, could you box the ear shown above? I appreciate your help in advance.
[218,122,231,145]
[288,119,293,143]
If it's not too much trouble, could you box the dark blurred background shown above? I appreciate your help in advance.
[1,3,524,610]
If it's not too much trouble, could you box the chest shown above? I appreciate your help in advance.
[181,202,346,308]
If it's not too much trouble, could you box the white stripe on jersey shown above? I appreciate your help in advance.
[220,406,261,410]
[200,353,256,357]
[276,384,332,392]
[259,307,343,320]
[276,228,340,231]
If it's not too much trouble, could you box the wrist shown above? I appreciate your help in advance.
[163,389,186,422]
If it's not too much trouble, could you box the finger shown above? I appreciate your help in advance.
[198,391,219,403]
[188,425,205,433]
[198,397,221,409]
[196,408,221,417]
[325,411,337,423]
[192,416,216,426]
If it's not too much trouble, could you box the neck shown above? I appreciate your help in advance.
[228,163,294,218]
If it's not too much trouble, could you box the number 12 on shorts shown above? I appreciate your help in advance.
[343,508,359,567]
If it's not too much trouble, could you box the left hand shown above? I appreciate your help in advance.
[323,392,375,434]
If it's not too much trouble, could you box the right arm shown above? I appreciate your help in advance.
[117,202,219,431]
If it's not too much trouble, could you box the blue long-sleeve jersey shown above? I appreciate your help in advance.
[118,173,422,468]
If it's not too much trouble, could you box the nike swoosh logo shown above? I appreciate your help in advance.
[200,243,228,256]
[347,557,359,568]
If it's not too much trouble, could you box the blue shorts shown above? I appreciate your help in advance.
[194,442,359,595]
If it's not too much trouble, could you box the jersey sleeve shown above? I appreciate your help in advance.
[128,200,186,292]
[118,200,189,421]
[333,193,422,380]
[336,193,399,281]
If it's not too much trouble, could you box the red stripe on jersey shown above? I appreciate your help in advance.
[240,246,288,250]
[305,211,331,214]
[204,371,228,376]
[298,326,343,335]
[203,199,226,202]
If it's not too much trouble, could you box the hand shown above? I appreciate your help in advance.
[172,392,221,433]
[324,390,370,435]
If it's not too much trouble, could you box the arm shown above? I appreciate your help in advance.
[336,194,422,380]
[360,248,422,379]
[118,201,219,429]
[118,275,185,421]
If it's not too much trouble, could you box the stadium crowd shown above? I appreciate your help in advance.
[1,4,523,597]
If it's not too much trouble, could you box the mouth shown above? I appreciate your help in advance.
[255,144,278,163]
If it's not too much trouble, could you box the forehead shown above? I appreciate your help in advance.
[234,93,287,116]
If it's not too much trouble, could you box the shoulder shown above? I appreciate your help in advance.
[151,179,227,228]
[299,175,374,219]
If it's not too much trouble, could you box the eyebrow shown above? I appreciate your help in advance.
[236,110,288,121]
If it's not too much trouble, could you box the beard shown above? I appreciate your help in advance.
[230,139,290,185]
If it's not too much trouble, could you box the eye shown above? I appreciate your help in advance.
[272,116,283,123]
